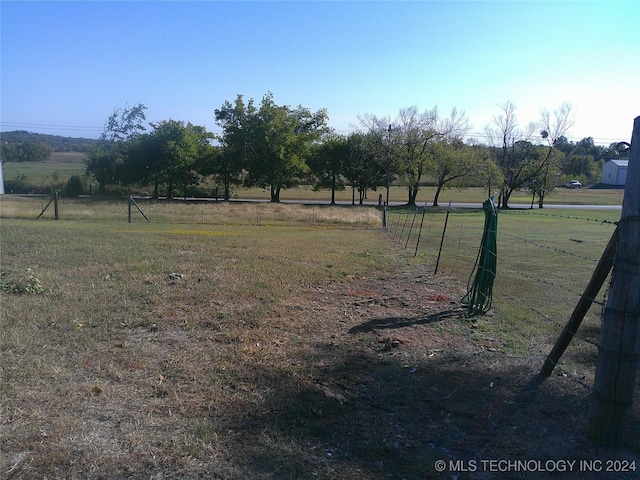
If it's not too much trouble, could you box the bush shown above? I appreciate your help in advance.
[4,173,29,193]
[64,175,86,197]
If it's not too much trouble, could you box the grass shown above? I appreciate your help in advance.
[224,185,624,206]
[1,213,393,478]
[387,206,619,360]
[2,152,87,186]
[1,200,637,479]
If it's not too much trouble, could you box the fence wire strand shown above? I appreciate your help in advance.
[384,205,619,389]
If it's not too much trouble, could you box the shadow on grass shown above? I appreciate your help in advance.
[348,309,460,334]
[218,345,640,480]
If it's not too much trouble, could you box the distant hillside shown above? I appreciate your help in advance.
[0,130,99,153]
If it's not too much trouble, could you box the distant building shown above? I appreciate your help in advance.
[601,159,628,186]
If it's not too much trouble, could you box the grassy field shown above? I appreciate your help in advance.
[1,199,638,479]
[2,152,87,186]
[239,185,624,207]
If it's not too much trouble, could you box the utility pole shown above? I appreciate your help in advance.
[587,116,640,446]
[386,124,392,207]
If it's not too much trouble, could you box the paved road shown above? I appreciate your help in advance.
[271,199,622,210]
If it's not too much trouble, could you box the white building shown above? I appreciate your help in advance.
[601,159,628,186]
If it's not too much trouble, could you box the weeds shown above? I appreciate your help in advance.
[0,268,45,295]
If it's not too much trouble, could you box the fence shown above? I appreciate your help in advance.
[0,194,385,228]
[384,203,621,389]
[0,193,624,382]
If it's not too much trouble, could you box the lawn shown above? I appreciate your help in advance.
[1,200,638,479]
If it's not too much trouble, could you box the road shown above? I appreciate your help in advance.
[270,199,623,210]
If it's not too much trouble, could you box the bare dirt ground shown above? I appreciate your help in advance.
[267,265,640,479]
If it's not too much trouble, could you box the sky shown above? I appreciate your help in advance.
[1,1,639,145]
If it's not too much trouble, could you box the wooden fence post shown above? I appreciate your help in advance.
[54,191,59,220]
[587,116,640,446]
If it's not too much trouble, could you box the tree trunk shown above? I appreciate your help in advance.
[502,188,513,209]
[270,185,281,202]
[407,184,419,207]
[538,190,545,209]
[433,183,444,207]
[587,116,640,446]
[330,172,336,205]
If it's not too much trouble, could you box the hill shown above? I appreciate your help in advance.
[0,130,99,153]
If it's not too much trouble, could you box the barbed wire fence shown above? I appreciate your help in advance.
[384,204,620,392]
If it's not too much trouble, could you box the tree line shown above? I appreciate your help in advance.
[1,130,99,156]
[80,95,628,208]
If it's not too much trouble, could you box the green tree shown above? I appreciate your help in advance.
[561,153,599,183]
[430,140,480,207]
[243,93,328,202]
[0,142,51,162]
[86,103,147,193]
[308,132,349,204]
[344,132,386,205]
[213,95,255,200]
[528,147,562,208]
[64,174,86,197]
[537,102,575,207]
[355,114,397,205]
[121,120,213,199]
[370,106,468,206]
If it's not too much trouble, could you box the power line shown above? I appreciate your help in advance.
[0,122,104,133]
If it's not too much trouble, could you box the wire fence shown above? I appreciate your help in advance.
[0,194,384,228]
[1,193,625,390]
[384,204,621,391]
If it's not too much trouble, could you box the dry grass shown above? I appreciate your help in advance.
[226,185,624,206]
[1,201,638,479]
[0,207,396,478]
[0,196,382,227]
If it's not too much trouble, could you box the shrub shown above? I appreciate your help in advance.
[64,174,86,197]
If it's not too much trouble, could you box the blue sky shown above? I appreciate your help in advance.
[1,1,638,145]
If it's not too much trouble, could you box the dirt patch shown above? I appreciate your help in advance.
[263,267,640,479]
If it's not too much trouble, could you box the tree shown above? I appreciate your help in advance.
[308,132,349,204]
[528,148,562,208]
[485,101,573,208]
[344,132,386,205]
[86,103,147,193]
[213,95,255,200]
[64,174,86,197]
[561,153,599,184]
[242,93,328,202]
[429,140,480,207]
[392,106,468,206]
[537,102,575,207]
[119,120,213,199]
[356,114,397,205]
[468,141,504,199]
[0,142,51,162]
